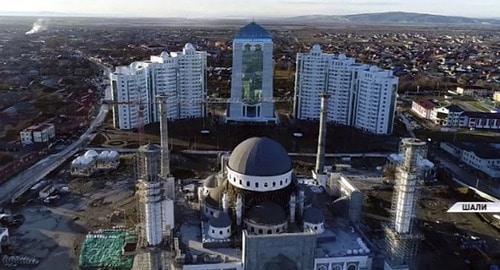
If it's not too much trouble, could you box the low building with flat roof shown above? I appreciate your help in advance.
[20,122,55,146]
[440,142,500,179]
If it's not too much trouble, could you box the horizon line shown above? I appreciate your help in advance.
[0,10,498,20]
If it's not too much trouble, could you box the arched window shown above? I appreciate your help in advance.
[258,229,263,234]
[280,180,283,186]
[219,231,223,235]
[264,183,268,188]
[272,182,276,187]
[347,265,357,270]
[267,230,272,234]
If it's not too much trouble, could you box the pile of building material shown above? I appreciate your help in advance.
[79,230,136,270]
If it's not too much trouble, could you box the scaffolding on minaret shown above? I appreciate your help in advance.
[384,138,427,270]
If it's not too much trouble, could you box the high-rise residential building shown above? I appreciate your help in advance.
[226,22,276,123]
[110,43,207,130]
[294,44,398,135]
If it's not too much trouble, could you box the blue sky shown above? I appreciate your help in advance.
[1,0,499,18]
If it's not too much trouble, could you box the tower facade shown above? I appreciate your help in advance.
[226,22,276,123]
[294,44,398,134]
[385,138,427,270]
[136,144,175,247]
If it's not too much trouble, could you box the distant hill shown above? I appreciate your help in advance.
[279,12,500,26]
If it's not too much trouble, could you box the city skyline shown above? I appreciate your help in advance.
[1,0,499,18]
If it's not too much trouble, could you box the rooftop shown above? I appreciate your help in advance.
[315,225,370,258]
[235,22,272,40]
[457,142,500,159]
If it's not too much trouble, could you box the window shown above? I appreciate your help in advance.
[258,229,263,234]
[255,182,259,188]
[267,230,272,234]
[247,181,250,187]
[219,231,223,235]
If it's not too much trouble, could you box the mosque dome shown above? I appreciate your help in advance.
[209,212,232,228]
[228,137,291,177]
[235,22,272,39]
[303,207,325,224]
[246,201,286,225]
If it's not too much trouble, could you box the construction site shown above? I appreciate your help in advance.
[0,89,498,270]
[0,86,497,270]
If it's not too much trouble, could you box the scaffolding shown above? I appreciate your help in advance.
[136,144,174,248]
[385,138,427,270]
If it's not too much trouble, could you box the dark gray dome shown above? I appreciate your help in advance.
[246,201,286,225]
[228,137,291,176]
[303,207,324,224]
[209,212,231,228]
[235,22,272,39]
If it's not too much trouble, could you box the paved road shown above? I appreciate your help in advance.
[0,104,109,205]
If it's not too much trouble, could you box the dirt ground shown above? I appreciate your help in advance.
[5,155,138,270]
[357,178,500,270]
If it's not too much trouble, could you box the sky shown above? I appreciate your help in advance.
[1,0,499,18]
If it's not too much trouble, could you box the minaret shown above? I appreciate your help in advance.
[315,93,329,174]
[313,93,329,188]
[157,96,170,178]
[289,193,296,223]
[385,138,427,270]
[222,192,229,213]
[298,190,305,218]
[235,194,243,226]
[136,144,163,246]
[157,95,175,200]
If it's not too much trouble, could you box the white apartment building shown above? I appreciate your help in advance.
[111,43,207,130]
[20,123,56,146]
[294,45,398,135]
